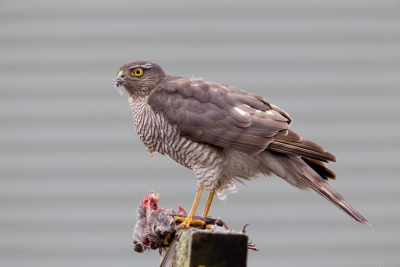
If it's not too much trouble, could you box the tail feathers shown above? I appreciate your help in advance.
[267,152,370,225]
[302,157,336,181]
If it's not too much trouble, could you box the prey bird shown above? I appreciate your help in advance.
[114,60,370,227]
[132,191,258,254]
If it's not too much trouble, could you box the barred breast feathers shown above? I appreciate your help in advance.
[128,95,272,200]
[128,96,222,168]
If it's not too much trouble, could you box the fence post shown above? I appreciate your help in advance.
[161,230,249,267]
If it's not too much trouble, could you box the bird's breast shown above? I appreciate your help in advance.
[128,97,222,170]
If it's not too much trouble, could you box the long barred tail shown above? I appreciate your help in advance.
[259,151,370,225]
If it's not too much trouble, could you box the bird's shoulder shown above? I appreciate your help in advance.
[146,75,294,154]
[154,76,291,125]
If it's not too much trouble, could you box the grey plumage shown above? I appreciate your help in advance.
[133,191,175,252]
[115,60,370,225]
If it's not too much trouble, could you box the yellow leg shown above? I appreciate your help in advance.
[202,190,215,216]
[174,185,204,228]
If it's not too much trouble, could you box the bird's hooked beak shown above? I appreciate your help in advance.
[115,71,125,87]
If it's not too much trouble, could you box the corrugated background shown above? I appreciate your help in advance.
[1,1,399,266]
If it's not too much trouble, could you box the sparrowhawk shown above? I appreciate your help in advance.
[115,60,370,227]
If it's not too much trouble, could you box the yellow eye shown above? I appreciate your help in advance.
[131,68,143,77]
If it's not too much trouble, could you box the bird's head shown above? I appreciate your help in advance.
[115,60,166,98]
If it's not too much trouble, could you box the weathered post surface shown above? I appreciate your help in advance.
[161,230,249,267]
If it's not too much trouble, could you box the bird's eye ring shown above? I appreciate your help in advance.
[132,68,143,77]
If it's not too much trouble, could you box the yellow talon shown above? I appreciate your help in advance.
[174,186,205,229]
[162,232,173,246]
[180,216,193,228]
[174,216,206,228]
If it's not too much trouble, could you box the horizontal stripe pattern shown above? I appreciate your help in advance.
[0,1,399,267]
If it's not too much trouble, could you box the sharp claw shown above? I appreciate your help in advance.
[247,240,260,251]
[242,224,250,234]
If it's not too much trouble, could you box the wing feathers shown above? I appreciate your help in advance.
[148,76,336,160]
[268,129,337,162]
[302,157,336,180]
[268,139,336,163]
[182,127,274,155]
[148,77,289,154]
[274,129,302,141]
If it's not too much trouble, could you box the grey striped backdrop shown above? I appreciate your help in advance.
[1,1,399,266]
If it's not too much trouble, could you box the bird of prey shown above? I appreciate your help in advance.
[115,60,370,227]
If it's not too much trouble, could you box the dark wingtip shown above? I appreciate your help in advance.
[326,151,337,162]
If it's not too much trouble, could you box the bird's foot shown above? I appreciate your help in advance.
[174,216,205,229]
